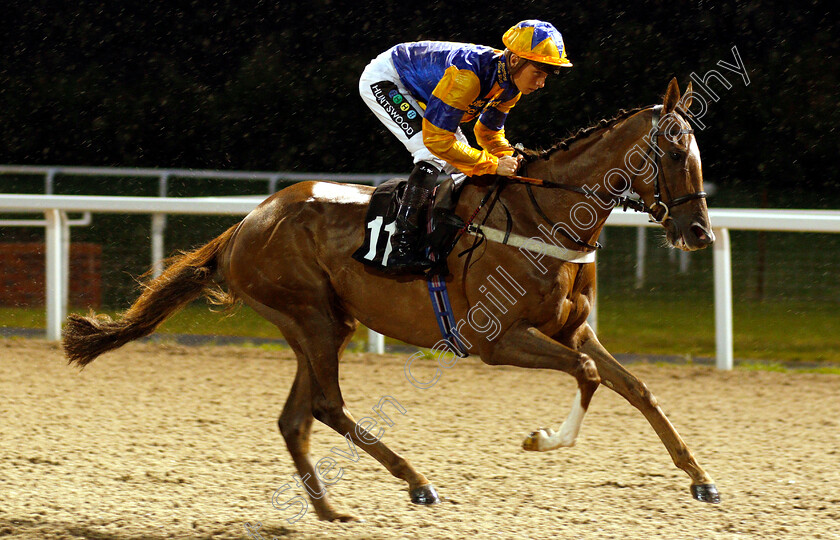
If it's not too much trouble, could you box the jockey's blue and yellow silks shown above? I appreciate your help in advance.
[390,42,521,176]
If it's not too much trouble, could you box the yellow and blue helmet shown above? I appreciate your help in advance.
[502,20,572,71]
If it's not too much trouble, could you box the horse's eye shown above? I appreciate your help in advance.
[669,151,683,161]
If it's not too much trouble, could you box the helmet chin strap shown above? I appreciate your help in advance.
[505,51,526,78]
[504,51,528,93]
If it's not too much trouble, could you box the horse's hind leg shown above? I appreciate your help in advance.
[236,294,360,521]
[300,315,438,506]
[277,356,358,522]
[266,294,436,517]
[579,327,720,503]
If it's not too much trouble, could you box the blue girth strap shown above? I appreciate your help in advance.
[425,186,469,357]
[426,275,470,358]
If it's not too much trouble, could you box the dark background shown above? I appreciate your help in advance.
[1,0,837,201]
[1,0,838,309]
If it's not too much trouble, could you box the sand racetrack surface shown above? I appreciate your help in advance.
[1,337,839,539]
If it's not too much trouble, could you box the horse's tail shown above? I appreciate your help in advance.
[62,223,240,367]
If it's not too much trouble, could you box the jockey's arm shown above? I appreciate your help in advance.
[422,67,502,177]
[474,93,521,158]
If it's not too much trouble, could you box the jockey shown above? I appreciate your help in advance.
[359,20,572,273]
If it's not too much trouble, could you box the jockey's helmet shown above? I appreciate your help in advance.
[503,20,572,74]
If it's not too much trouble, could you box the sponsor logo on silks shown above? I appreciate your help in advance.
[370,81,423,138]
[497,58,511,85]
[465,98,489,119]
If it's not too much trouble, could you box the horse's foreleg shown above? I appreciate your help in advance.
[481,323,601,452]
[578,328,720,503]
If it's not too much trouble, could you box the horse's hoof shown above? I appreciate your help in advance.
[522,431,541,451]
[691,483,721,503]
[522,428,553,451]
[410,484,440,505]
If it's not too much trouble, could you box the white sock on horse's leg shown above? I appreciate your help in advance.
[523,389,586,451]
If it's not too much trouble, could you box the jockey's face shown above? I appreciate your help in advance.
[510,56,549,95]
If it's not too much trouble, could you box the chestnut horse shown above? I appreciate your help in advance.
[63,79,719,521]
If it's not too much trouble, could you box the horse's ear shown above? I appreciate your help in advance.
[682,81,694,110]
[663,77,681,113]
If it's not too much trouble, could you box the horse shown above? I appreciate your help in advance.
[63,78,719,522]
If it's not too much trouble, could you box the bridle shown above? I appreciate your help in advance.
[509,104,707,244]
[453,104,711,257]
[642,105,707,223]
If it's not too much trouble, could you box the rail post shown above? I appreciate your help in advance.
[587,251,598,333]
[62,211,71,319]
[634,225,646,289]
[151,174,169,278]
[45,209,67,341]
[368,329,385,354]
[713,227,734,370]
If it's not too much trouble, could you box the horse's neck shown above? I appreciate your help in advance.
[513,113,648,247]
[532,133,606,184]
[536,113,646,192]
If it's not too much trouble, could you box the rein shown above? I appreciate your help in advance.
[507,174,646,214]
[511,105,707,226]
[504,172,644,252]
[451,105,708,266]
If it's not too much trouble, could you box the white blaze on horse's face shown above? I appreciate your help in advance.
[689,133,701,165]
[658,113,714,252]
[308,182,372,205]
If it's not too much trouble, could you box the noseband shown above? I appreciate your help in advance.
[643,105,706,223]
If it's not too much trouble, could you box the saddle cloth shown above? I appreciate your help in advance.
[351,177,470,356]
[351,177,465,276]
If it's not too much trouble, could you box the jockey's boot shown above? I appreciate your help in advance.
[387,162,439,274]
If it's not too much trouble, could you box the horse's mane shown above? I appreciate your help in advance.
[520,104,655,162]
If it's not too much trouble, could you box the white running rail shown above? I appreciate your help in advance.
[0,166,398,354]
[1,193,839,369]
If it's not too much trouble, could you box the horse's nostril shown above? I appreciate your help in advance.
[690,224,713,244]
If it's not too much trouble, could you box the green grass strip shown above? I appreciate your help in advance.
[2,294,838,365]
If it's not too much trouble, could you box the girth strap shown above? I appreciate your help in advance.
[467,224,596,264]
[425,207,470,358]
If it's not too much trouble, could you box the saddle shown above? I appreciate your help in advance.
[352,177,468,276]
